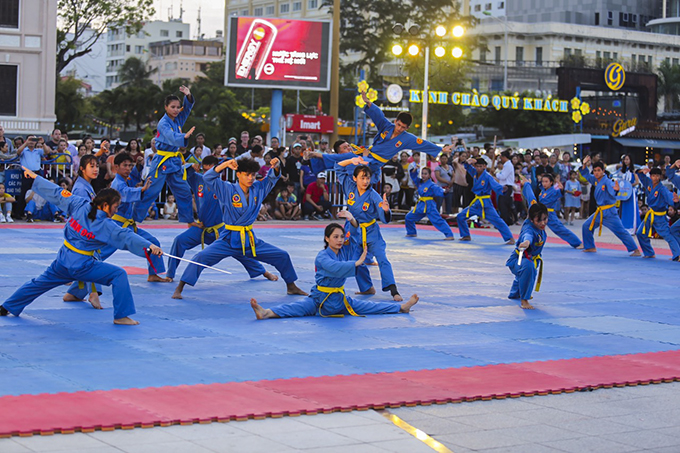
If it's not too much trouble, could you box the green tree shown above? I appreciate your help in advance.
[55,77,89,129]
[57,0,155,74]
[658,60,680,113]
[117,57,158,87]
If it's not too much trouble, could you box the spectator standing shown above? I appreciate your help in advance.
[0,139,17,162]
[142,137,156,180]
[126,139,141,162]
[14,136,45,219]
[44,129,61,153]
[237,144,266,167]
[283,143,304,198]
[564,170,581,225]
[0,125,14,154]
[452,151,473,212]
[434,153,454,215]
[383,155,403,208]
[190,133,211,159]
[236,131,250,155]
[399,151,416,209]
[212,143,223,157]
[496,149,515,225]
[61,132,77,157]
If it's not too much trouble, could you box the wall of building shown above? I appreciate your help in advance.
[147,40,223,86]
[0,0,58,135]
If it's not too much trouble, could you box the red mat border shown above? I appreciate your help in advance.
[1,350,679,438]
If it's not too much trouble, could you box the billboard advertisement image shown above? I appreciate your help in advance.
[225,17,332,91]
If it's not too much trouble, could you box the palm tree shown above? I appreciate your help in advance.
[117,57,157,87]
[658,60,680,113]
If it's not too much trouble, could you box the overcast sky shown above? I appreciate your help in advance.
[153,0,225,39]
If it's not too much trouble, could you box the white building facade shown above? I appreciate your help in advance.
[147,39,223,86]
[61,27,107,95]
[0,0,58,135]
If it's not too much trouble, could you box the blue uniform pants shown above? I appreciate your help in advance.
[3,258,136,319]
[405,209,453,238]
[167,226,267,279]
[457,202,513,241]
[133,168,194,224]
[506,252,538,301]
[671,221,680,256]
[352,233,396,293]
[270,293,401,317]
[582,208,638,252]
[25,200,60,220]
[547,212,582,248]
[636,216,680,260]
[180,237,298,286]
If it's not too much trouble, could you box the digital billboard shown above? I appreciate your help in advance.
[225,17,332,91]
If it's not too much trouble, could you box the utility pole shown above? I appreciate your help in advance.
[329,0,340,145]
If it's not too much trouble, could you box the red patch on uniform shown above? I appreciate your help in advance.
[162,166,167,171]
[416,138,423,144]
[395,141,402,147]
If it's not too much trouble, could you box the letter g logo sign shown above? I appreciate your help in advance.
[604,63,625,91]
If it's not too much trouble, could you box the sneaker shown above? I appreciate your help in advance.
[6,213,13,223]
[25,212,34,223]
[0,212,5,223]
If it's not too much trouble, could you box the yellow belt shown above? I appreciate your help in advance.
[547,208,555,212]
[467,195,491,219]
[64,240,100,294]
[351,146,388,163]
[412,196,434,214]
[201,222,224,249]
[155,150,187,180]
[225,224,256,256]
[642,209,666,238]
[359,219,376,248]
[317,285,364,318]
[516,249,544,292]
[112,214,137,232]
[588,204,616,236]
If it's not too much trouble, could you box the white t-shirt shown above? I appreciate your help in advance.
[237,151,266,167]
[497,159,515,187]
[142,148,155,179]
[26,190,47,210]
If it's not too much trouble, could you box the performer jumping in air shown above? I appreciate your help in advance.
[520,173,582,248]
[405,165,454,240]
[1,168,163,325]
[506,202,548,310]
[456,158,514,244]
[172,157,307,299]
[580,156,641,256]
[635,167,680,260]
[250,222,419,319]
[166,155,278,281]
[335,157,403,301]
[133,85,196,225]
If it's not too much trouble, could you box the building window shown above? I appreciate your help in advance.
[474,4,481,12]
[607,11,613,26]
[254,7,263,15]
[280,3,289,13]
[604,51,611,60]
[135,45,144,54]
[176,31,183,38]
[485,3,492,10]
[207,46,219,56]
[309,0,318,8]
[241,9,248,15]
[0,65,17,116]
[564,48,572,58]
[293,1,302,11]
[535,47,543,65]
[674,58,679,66]
[574,49,582,56]
[515,46,524,65]
[161,29,169,37]
[194,46,205,55]
[498,2,504,8]
[494,46,501,64]
[126,45,130,52]
[480,49,487,62]
[594,12,599,26]
[266,5,274,15]
[0,0,19,28]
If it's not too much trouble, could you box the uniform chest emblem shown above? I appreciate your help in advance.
[362,202,369,211]
[198,184,204,197]
[654,191,658,197]
[348,192,356,206]
[380,132,387,139]
[395,141,402,147]
[481,181,485,186]
[423,187,428,192]
[232,194,242,208]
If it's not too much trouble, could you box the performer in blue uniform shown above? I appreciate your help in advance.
[250,223,419,319]
[456,158,514,243]
[520,173,582,248]
[335,157,403,301]
[405,166,454,239]
[580,157,641,256]
[110,153,171,281]
[635,167,680,260]
[166,156,277,281]
[133,85,196,224]
[1,168,162,325]
[63,155,105,308]
[506,202,548,310]
[172,157,308,299]
[666,159,680,251]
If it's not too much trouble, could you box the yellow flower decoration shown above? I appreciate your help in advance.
[367,88,378,102]
[355,95,366,108]
[580,102,590,115]
[572,111,582,123]
[357,80,369,94]
[570,97,581,110]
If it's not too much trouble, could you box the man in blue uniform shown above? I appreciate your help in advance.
[635,167,680,260]
[665,159,680,251]
[405,166,454,239]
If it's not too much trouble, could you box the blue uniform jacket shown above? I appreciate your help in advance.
[31,176,152,261]
[151,96,195,174]
[522,182,560,210]
[410,169,444,214]
[309,247,356,306]
[579,168,618,206]
[110,174,142,221]
[190,172,223,227]
[637,172,675,211]
[71,177,95,201]
[514,219,546,260]
[335,164,390,228]
[666,166,680,190]
[321,153,383,184]
[465,163,504,196]
[363,104,441,162]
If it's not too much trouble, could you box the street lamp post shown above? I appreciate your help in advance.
[483,11,509,91]
[422,45,430,140]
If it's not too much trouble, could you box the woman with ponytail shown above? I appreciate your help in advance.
[0,167,164,325]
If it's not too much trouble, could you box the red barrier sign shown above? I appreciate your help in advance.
[286,114,335,133]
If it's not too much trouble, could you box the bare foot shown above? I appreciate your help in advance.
[583,248,597,253]
[355,287,376,295]
[630,250,642,257]
[521,299,535,309]
[172,282,186,299]
[148,275,173,283]
[113,317,139,325]
[366,261,379,266]
[400,294,419,312]
[575,244,584,249]
[62,293,83,302]
[642,255,655,259]
[88,292,102,310]
[250,298,278,320]
[286,282,308,296]
[444,236,455,241]
[505,239,515,245]
[263,271,279,281]
[393,293,404,302]
[459,236,471,241]
[405,234,417,237]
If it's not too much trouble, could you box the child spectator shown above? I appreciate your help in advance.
[564,170,580,225]
[164,194,178,220]
[146,204,158,221]
[0,182,15,223]
[258,152,273,180]
[579,178,591,221]
[383,182,398,209]
[275,186,300,220]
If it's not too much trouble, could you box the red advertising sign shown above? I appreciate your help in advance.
[225,17,332,91]
[286,114,335,133]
